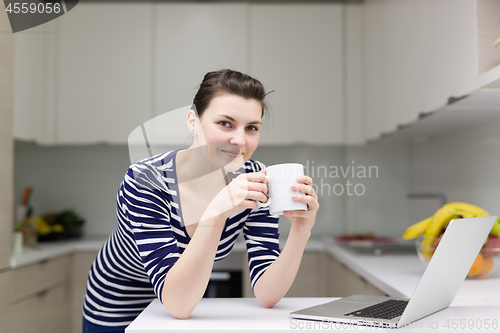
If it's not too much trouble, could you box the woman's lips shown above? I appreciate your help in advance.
[221,150,242,158]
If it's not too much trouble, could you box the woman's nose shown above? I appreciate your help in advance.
[229,130,246,146]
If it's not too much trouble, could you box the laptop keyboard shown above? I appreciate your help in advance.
[344,299,409,320]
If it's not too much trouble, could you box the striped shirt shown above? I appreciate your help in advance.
[83,149,280,326]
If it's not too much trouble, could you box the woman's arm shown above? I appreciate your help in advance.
[161,172,268,319]
[253,226,310,308]
[253,175,319,307]
[161,214,225,319]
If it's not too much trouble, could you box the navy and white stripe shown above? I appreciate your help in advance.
[83,149,280,326]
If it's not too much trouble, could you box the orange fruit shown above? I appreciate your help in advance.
[468,253,484,277]
[476,257,494,278]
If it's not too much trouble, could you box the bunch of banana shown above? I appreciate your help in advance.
[24,216,64,235]
[403,202,500,259]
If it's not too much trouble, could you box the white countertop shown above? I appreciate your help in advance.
[10,236,326,269]
[10,237,106,268]
[322,238,500,299]
[12,234,500,300]
[126,237,500,332]
[126,297,500,332]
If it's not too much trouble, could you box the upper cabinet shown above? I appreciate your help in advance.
[13,2,348,146]
[250,4,343,145]
[155,3,248,117]
[476,0,500,89]
[56,3,152,144]
[363,0,500,142]
[14,3,153,145]
[13,21,57,145]
[0,2,14,270]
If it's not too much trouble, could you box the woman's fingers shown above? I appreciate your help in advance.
[292,183,316,197]
[283,210,309,217]
[292,184,318,203]
[230,173,268,205]
[292,193,318,208]
[297,175,313,186]
[247,190,268,204]
[245,171,267,183]
[247,181,267,194]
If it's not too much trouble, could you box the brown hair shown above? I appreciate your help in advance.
[192,69,268,119]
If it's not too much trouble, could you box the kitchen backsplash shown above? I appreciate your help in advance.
[15,141,415,238]
[409,116,500,223]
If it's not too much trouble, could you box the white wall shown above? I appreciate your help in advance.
[409,116,500,223]
[344,143,411,238]
[14,143,131,237]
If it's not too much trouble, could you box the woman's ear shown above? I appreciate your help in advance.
[186,109,197,135]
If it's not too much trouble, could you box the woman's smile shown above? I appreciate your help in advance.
[220,148,242,159]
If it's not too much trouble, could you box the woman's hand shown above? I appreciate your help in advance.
[283,176,319,235]
[201,171,268,223]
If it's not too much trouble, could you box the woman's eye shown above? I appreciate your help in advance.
[246,125,259,131]
[218,121,231,128]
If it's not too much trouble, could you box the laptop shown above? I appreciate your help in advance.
[290,216,497,329]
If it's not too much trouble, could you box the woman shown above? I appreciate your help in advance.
[82,69,319,332]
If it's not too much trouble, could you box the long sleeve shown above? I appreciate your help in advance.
[123,162,181,303]
[242,160,281,290]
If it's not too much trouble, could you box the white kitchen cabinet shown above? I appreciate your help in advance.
[70,250,98,333]
[9,255,70,302]
[326,254,385,297]
[0,3,14,271]
[7,255,71,333]
[9,284,70,333]
[154,3,247,123]
[250,4,343,145]
[13,3,351,146]
[56,2,152,144]
[0,272,9,333]
[364,0,500,142]
[242,252,326,298]
[0,6,13,329]
[476,0,500,89]
[12,21,57,144]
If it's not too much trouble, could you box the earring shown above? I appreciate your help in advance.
[190,129,194,135]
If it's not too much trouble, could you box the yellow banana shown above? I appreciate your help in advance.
[421,206,460,258]
[402,217,432,240]
[443,202,489,217]
[402,202,493,258]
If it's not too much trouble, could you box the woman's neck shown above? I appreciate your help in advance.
[176,145,218,184]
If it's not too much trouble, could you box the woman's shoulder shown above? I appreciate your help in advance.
[124,150,178,190]
[132,150,177,169]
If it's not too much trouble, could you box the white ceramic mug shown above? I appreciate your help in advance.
[257,163,307,215]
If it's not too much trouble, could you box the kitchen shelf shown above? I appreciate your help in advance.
[477,0,500,78]
[368,89,500,146]
[478,63,500,89]
[476,0,500,89]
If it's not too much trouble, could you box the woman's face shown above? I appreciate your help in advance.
[193,93,262,171]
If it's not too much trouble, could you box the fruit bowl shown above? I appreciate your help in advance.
[415,234,500,279]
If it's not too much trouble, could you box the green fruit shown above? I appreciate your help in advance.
[491,217,500,238]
